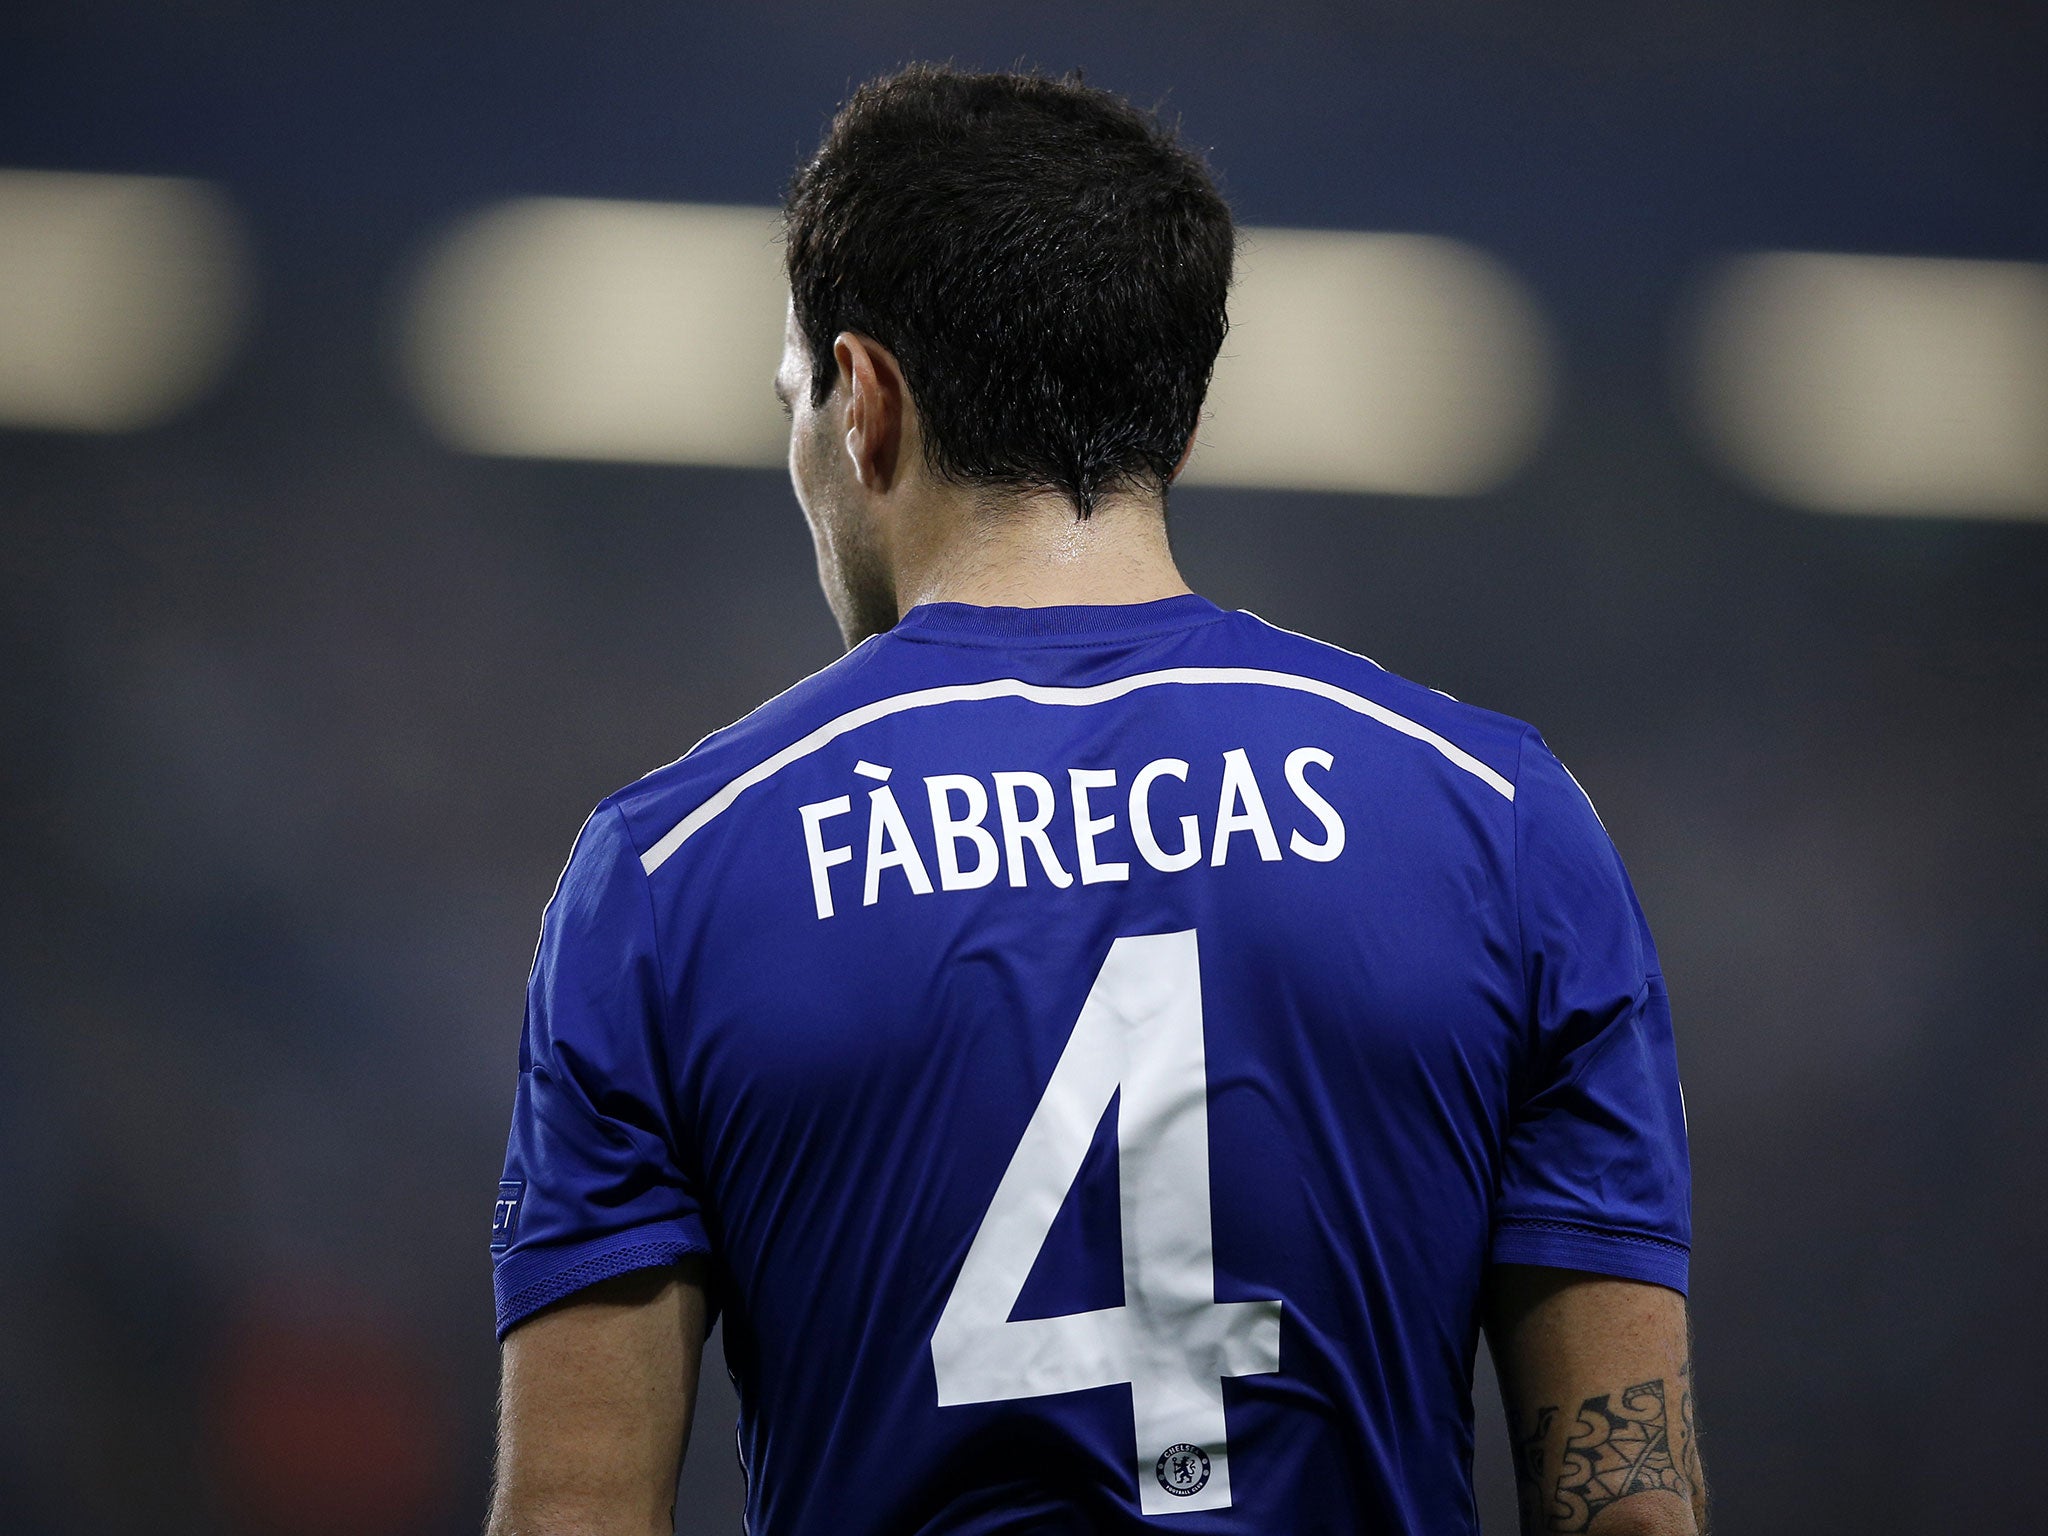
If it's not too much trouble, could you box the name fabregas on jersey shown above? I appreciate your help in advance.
[796,746,1345,919]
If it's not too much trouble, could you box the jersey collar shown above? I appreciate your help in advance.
[891,594,1226,647]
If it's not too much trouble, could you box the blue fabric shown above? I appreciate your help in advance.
[494,595,1691,1535]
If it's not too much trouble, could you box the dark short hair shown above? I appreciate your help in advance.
[784,64,1235,516]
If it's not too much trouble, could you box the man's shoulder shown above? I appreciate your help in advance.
[591,603,1551,873]
[596,635,898,863]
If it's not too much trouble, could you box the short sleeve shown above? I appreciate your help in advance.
[1490,732,1692,1293]
[492,802,710,1338]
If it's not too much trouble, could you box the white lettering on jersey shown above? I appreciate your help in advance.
[863,781,934,905]
[798,794,855,919]
[993,771,1075,890]
[926,773,1000,891]
[1129,757,1201,873]
[1069,769,1130,885]
[803,749,1346,917]
[1283,747,1345,862]
[1210,748,1282,866]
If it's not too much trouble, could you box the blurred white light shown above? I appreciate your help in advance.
[403,198,789,466]
[1690,252,2048,518]
[1184,230,1554,496]
[0,169,246,432]
[401,203,1553,493]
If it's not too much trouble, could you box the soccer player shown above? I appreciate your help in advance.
[487,65,1704,1536]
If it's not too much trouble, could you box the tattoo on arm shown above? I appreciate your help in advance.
[1526,1380,1689,1533]
[1678,1356,1703,1499]
[1678,1354,1707,1532]
[1513,1405,1556,1535]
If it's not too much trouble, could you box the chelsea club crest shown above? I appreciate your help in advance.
[1155,1443,1211,1497]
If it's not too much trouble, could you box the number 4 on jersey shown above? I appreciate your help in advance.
[931,930,1283,1516]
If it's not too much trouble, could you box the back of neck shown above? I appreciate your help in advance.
[893,486,1192,616]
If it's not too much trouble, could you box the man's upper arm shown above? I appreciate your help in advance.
[1485,741,1702,1532]
[1492,733,1691,1290]
[1484,1266,1706,1536]
[489,1259,711,1536]
[495,803,713,1339]
[489,806,718,1531]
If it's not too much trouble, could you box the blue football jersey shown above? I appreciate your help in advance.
[493,595,1690,1535]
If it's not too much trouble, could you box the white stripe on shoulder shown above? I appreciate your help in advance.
[640,664,1514,875]
[1241,609,1467,701]
[1558,758,1608,830]
[635,634,881,782]
[1240,609,1390,672]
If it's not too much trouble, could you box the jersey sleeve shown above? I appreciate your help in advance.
[1490,731,1692,1293]
[492,802,710,1338]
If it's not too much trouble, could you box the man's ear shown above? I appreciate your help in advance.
[834,332,908,491]
[1168,426,1200,484]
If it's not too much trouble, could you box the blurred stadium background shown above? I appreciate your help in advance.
[1,3,2042,1532]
